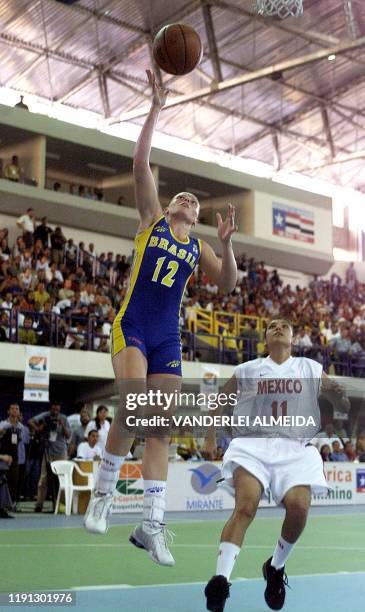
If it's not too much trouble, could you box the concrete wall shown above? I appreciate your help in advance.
[323,260,365,283]
[199,192,248,229]
[0,344,233,381]
[0,105,335,274]
[0,135,46,187]
[0,211,134,257]
[0,104,332,208]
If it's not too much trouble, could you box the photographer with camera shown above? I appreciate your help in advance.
[28,402,71,513]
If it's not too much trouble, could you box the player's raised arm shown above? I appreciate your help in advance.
[133,70,166,231]
[199,204,237,292]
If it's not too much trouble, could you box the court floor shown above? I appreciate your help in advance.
[0,507,364,611]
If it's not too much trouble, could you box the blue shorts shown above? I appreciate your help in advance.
[111,316,182,376]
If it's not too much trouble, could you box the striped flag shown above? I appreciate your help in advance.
[272,202,315,244]
[357,469,365,493]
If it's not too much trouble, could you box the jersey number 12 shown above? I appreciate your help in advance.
[152,257,179,287]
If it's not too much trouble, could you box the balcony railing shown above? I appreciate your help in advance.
[1,309,364,377]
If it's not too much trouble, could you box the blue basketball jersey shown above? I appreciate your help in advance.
[119,216,201,330]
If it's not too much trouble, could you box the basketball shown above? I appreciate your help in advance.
[152,23,202,76]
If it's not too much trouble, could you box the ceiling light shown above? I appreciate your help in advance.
[46,151,61,160]
[87,162,116,174]
[185,187,211,197]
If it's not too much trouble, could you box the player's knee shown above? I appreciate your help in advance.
[145,436,170,449]
[234,500,257,523]
[285,498,310,524]
[113,406,127,428]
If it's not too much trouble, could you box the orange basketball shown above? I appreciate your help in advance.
[152,23,203,76]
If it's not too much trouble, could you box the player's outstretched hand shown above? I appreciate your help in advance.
[217,203,237,244]
[146,69,168,109]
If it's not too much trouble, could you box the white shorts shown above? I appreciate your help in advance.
[222,438,328,505]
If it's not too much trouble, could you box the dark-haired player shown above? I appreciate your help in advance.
[205,318,349,611]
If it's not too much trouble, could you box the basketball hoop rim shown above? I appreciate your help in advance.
[254,0,304,19]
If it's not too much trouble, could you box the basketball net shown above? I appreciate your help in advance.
[254,0,303,19]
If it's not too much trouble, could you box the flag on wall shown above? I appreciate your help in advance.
[23,346,50,402]
[357,469,365,493]
[272,202,315,243]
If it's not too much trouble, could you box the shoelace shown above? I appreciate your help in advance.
[93,493,112,521]
[274,570,290,592]
[283,573,290,589]
[156,523,176,549]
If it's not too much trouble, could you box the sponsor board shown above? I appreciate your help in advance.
[311,464,356,505]
[112,462,365,513]
[113,463,144,513]
[186,463,225,511]
[23,346,50,402]
[200,365,219,412]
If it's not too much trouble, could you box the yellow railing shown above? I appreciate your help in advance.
[213,311,236,335]
[190,308,268,340]
[195,308,213,334]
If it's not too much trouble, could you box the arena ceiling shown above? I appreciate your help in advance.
[1,0,365,191]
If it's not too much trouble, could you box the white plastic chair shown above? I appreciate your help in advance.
[168,443,178,461]
[51,460,94,516]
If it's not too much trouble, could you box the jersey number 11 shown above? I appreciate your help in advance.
[271,401,288,418]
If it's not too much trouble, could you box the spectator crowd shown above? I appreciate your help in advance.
[183,256,365,370]
[0,207,365,368]
[0,208,133,351]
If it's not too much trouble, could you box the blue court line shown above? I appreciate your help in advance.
[3,572,365,612]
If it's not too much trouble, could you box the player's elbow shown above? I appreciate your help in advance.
[217,279,236,293]
[218,269,237,293]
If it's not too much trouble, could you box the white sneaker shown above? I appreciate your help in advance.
[129,521,175,566]
[83,491,113,534]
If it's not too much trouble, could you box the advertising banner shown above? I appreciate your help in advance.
[199,366,220,412]
[23,346,50,402]
[113,461,365,513]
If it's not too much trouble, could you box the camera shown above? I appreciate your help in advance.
[49,417,59,432]
[40,415,59,448]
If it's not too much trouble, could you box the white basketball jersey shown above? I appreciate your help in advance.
[232,356,323,440]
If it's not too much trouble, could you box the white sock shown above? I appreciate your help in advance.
[271,536,294,569]
[143,480,166,526]
[216,542,241,580]
[96,450,125,495]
